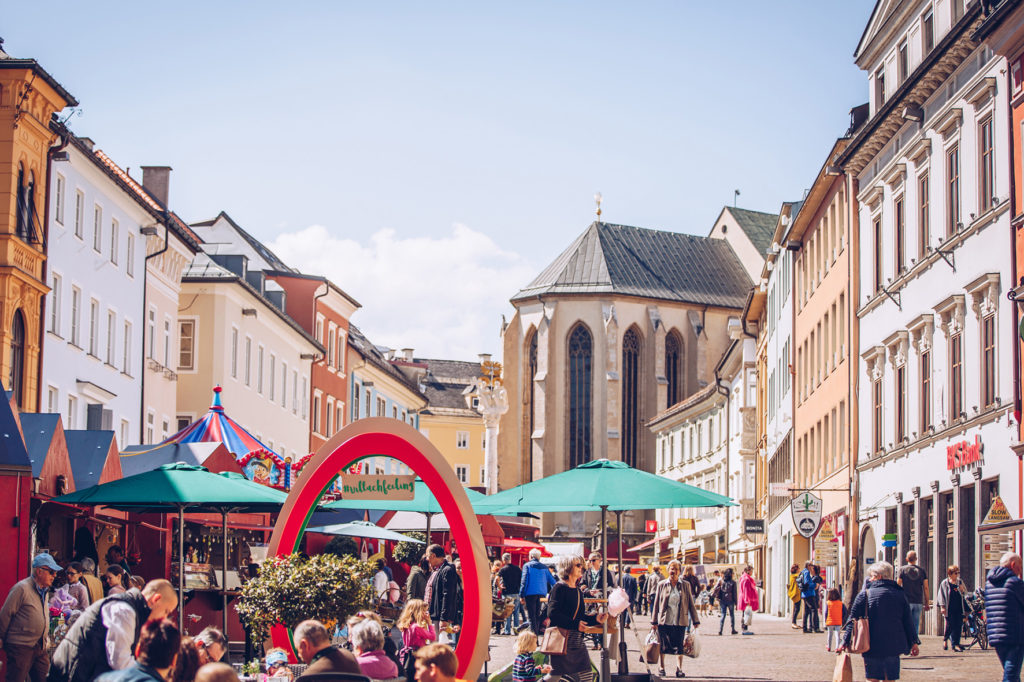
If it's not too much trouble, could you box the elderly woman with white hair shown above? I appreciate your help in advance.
[839,561,920,682]
[650,560,700,678]
[519,548,556,636]
[546,554,607,682]
[350,618,399,679]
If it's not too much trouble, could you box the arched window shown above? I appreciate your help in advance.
[567,324,593,469]
[15,164,28,241]
[622,327,641,468]
[10,309,25,408]
[522,330,539,482]
[665,330,683,407]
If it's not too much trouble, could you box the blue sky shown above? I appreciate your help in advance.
[5,2,874,358]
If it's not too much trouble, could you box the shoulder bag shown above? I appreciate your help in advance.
[539,585,581,655]
[849,617,870,654]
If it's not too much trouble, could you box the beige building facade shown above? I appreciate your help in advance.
[416,358,486,488]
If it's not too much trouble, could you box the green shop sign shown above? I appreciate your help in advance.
[340,474,417,500]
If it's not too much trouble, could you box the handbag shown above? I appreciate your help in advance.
[539,626,568,655]
[644,629,661,663]
[849,618,870,654]
[832,652,854,682]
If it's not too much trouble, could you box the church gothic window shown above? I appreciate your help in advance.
[666,330,682,407]
[622,327,641,469]
[525,331,538,481]
[567,324,592,469]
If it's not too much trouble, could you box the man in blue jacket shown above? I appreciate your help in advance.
[798,561,820,633]
[986,552,1024,682]
[519,549,556,635]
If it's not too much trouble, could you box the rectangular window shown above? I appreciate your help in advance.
[74,191,84,238]
[952,0,964,23]
[54,175,65,225]
[244,337,252,385]
[68,396,78,430]
[480,467,486,486]
[337,334,344,370]
[875,66,886,109]
[123,321,131,374]
[920,350,932,432]
[269,354,276,402]
[163,320,170,367]
[176,416,191,432]
[230,328,238,378]
[873,378,883,454]
[894,195,905,275]
[106,310,115,364]
[280,362,288,407]
[301,377,308,419]
[48,387,58,414]
[70,287,81,346]
[328,329,335,368]
[49,273,61,335]
[325,400,333,434]
[312,394,321,433]
[336,405,344,431]
[918,173,930,258]
[980,116,995,213]
[895,364,906,444]
[455,466,468,484]
[147,309,155,359]
[365,389,371,418]
[93,205,103,252]
[377,396,386,417]
[456,431,469,449]
[923,10,934,53]
[292,370,299,413]
[982,314,996,407]
[89,299,99,356]
[947,144,960,236]
[898,40,908,83]
[950,332,963,420]
[126,234,135,277]
[110,219,119,265]
[257,346,264,393]
[178,320,195,371]
[873,215,883,291]
[392,405,398,419]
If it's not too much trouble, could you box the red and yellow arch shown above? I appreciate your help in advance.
[266,418,489,679]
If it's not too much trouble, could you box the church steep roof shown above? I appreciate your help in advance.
[512,222,751,308]
[726,207,779,255]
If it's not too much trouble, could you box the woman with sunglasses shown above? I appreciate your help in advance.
[937,565,967,651]
[547,555,607,682]
[64,561,91,609]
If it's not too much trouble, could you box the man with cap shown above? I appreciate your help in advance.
[0,553,62,681]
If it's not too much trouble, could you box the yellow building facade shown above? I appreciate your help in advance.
[415,358,486,488]
[0,46,75,410]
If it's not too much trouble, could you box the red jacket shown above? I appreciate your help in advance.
[738,573,759,611]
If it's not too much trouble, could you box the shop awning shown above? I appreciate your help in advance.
[503,538,552,556]
[979,518,1024,533]
[627,535,670,553]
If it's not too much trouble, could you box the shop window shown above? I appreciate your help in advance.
[959,485,976,590]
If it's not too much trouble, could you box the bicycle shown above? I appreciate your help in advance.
[960,590,988,650]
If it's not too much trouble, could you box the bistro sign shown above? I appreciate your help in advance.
[339,474,416,500]
[792,492,823,538]
[947,435,983,470]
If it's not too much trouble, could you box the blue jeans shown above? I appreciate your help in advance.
[908,603,923,634]
[997,644,1024,682]
[719,604,735,633]
[503,597,524,634]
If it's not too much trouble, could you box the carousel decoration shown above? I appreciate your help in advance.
[163,387,314,489]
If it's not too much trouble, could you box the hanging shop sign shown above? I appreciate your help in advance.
[946,435,983,470]
[792,492,823,538]
[338,474,416,500]
[814,518,838,565]
[769,482,791,496]
[744,519,765,534]
[646,520,658,533]
[981,496,1014,572]
[675,518,695,531]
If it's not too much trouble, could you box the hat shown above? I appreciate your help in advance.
[265,650,288,667]
[32,553,62,572]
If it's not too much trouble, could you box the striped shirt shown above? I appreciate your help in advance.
[512,653,541,682]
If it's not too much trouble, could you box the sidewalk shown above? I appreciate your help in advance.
[484,608,1006,681]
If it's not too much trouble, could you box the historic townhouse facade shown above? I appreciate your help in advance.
[842,0,1015,634]
[42,135,152,445]
[414,357,487,488]
[790,139,855,594]
[265,272,360,453]
[750,203,799,616]
[499,220,754,538]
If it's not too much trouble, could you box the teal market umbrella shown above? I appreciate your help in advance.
[305,520,426,544]
[55,463,287,631]
[469,459,737,679]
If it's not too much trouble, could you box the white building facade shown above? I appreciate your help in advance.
[843,0,1016,634]
[43,137,152,446]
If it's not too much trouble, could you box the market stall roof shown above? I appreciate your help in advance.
[21,413,61,478]
[502,538,551,556]
[305,520,425,544]
[119,442,242,477]
[471,459,737,513]
[65,429,121,489]
[0,390,30,469]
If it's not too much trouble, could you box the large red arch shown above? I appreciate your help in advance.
[266,418,489,679]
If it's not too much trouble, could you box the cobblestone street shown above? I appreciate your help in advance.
[483,610,1006,681]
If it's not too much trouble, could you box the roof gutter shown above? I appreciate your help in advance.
[139,210,171,442]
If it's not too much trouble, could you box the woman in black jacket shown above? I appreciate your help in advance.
[839,560,920,682]
[547,554,607,682]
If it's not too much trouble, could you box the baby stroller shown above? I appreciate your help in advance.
[961,588,988,650]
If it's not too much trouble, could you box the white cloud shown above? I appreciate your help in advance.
[267,223,536,360]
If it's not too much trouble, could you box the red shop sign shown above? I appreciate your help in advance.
[645,519,658,533]
[947,435,983,470]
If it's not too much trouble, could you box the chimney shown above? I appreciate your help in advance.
[140,166,172,206]
[78,137,95,151]
[402,348,414,362]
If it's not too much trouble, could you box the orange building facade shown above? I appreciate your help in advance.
[0,46,75,412]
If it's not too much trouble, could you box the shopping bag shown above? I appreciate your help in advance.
[682,629,701,659]
[742,606,753,628]
[607,587,630,617]
[539,626,568,655]
[644,629,660,663]
[832,652,854,682]
[849,618,870,654]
